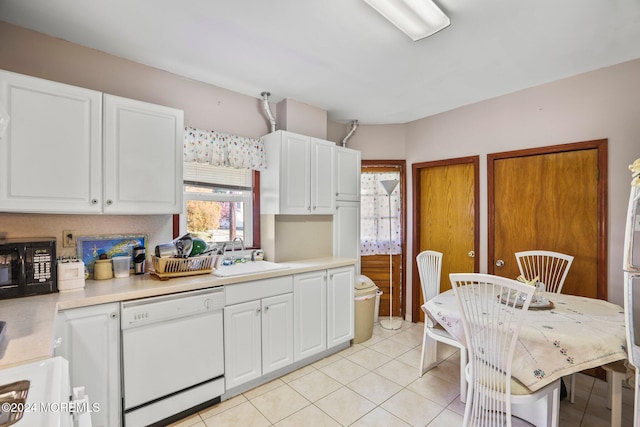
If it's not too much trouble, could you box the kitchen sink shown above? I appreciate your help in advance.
[213,261,289,277]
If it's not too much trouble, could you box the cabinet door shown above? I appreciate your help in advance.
[311,138,336,214]
[224,300,262,389]
[54,303,120,427]
[335,147,361,201]
[103,94,183,214]
[262,293,294,374]
[294,271,327,360]
[327,266,355,348]
[334,202,361,275]
[0,70,102,213]
[280,132,311,214]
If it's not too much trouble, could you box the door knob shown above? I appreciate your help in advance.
[495,259,505,267]
[468,251,475,258]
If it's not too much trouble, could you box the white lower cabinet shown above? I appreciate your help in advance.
[224,292,293,390]
[53,303,121,427]
[294,270,327,360]
[262,294,294,374]
[293,266,355,360]
[223,300,262,389]
[328,266,355,347]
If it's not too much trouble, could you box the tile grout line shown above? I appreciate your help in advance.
[188,321,615,427]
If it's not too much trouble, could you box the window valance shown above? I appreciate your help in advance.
[183,126,267,171]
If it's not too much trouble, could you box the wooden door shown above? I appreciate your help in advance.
[361,254,402,317]
[488,140,607,299]
[361,161,407,319]
[412,157,480,322]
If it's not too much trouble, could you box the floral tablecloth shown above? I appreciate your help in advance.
[424,290,627,392]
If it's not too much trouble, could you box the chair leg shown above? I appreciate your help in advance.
[608,370,623,427]
[419,322,437,376]
[570,373,575,403]
[459,349,467,404]
[634,372,640,427]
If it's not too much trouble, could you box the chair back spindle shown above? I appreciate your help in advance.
[515,250,574,294]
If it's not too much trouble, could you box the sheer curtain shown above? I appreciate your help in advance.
[361,171,401,255]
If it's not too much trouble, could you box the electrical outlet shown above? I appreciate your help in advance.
[63,230,76,248]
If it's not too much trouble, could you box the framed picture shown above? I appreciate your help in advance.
[77,234,147,278]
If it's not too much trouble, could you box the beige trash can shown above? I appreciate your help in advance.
[354,275,378,344]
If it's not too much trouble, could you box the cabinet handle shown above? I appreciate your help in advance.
[256,308,261,314]
[106,199,113,205]
[265,306,269,312]
[313,205,317,210]
[91,199,98,205]
[110,312,118,319]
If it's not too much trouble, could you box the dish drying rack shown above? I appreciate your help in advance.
[151,255,216,280]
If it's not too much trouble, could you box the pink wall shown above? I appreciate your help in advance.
[405,58,640,312]
[2,20,638,313]
[276,98,328,139]
[345,124,407,159]
[0,21,271,138]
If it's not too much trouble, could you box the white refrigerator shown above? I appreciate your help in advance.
[623,157,640,426]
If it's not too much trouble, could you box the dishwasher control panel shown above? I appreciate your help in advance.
[120,287,224,329]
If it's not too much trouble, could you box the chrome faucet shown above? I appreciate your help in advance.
[231,237,245,262]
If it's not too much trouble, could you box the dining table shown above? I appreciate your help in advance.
[423,289,628,392]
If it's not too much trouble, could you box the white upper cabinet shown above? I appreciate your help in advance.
[310,137,336,214]
[103,94,183,214]
[335,146,361,201]
[0,70,183,214]
[0,70,103,213]
[261,130,335,215]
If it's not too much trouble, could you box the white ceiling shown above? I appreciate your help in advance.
[2,0,640,125]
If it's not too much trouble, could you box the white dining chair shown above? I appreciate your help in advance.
[450,273,560,427]
[515,250,574,294]
[417,250,467,403]
[623,272,640,427]
[515,249,576,401]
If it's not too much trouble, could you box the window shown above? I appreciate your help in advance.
[360,168,402,255]
[179,163,255,247]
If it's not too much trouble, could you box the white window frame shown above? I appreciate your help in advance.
[180,183,254,247]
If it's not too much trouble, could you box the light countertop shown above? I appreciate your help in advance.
[0,257,356,369]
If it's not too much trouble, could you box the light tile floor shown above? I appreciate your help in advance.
[169,321,635,426]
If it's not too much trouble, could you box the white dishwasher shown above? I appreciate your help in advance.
[120,287,225,427]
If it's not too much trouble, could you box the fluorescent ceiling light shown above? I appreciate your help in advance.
[363,0,451,41]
